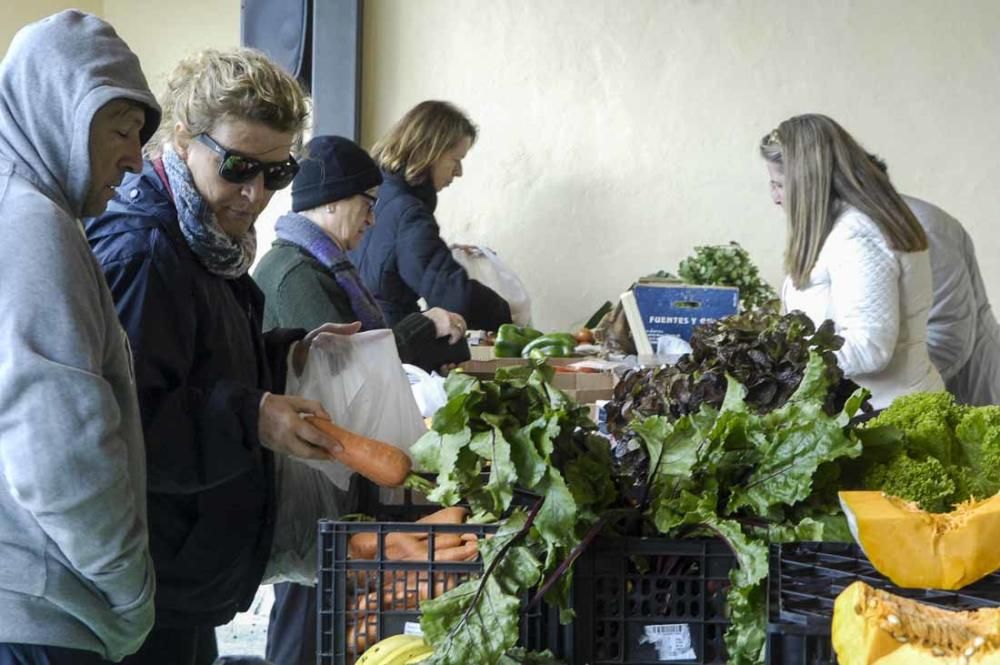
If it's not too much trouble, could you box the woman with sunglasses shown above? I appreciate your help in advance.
[350,100,513,332]
[85,48,350,665]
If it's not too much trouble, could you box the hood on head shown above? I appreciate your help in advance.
[0,10,161,217]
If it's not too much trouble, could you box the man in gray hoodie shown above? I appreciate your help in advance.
[0,10,161,664]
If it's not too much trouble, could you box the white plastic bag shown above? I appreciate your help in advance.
[656,333,692,364]
[285,329,427,491]
[402,363,448,417]
[262,453,348,584]
[263,330,429,583]
[451,246,533,326]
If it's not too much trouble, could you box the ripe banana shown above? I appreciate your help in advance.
[356,633,433,665]
[402,643,433,664]
[355,634,419,665]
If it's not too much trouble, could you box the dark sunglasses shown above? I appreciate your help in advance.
[194,134,299,190]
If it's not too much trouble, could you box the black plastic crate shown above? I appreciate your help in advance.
[769,541,1000,625]
[572,537,736,664]
[316,519,566,665]
[766,630,835,665]
[358,473,541,523]
[766,541,1000,664]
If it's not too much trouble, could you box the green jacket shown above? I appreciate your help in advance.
[254,240,453,371]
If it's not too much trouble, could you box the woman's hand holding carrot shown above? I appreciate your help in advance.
[257,394,343,460]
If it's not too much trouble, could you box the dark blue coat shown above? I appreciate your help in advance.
[84,162,303,628]
[349,171,512,331]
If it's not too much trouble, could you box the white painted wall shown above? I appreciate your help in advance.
[0,0,103,51]
[102,0,240,94]
[5,1,1000,333]
[361,0,1000,330]
[2,2,239,94]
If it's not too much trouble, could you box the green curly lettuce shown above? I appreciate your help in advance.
[864,391,966,466]
[861,454,958,512]
[855,391,1000,510]
[955,405,1000,499]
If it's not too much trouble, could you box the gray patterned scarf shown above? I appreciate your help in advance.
[162,148,257,279]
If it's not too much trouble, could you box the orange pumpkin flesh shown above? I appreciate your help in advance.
[840,491,1000,590]
[833,581,1000,665]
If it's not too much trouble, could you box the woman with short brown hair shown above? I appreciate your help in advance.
[351,100,513,331]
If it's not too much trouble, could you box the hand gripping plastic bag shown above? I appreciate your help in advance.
[451,245,533,326]
[262,330,427,584]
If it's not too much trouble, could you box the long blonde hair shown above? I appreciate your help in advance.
[372,100,477,186]
[146,47,310,157]
[759,114,926,288]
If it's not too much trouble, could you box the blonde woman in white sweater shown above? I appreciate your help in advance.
[759,114,943,409]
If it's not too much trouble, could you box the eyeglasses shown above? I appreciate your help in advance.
[194,134,299,190]
[360,192,377,213]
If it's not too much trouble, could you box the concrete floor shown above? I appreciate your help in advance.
[215,585,275,658]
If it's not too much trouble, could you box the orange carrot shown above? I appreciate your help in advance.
[349,575,462,652]
[416,506,469,525]
[304,416,412,487]
[348,506,472,560]
[345,546,479,654]
[348,579,443,652]
[430,540,479,562]
[349,530,475,561]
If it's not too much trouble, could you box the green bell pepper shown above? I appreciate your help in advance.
[527,344,575,360]
[495,324,544,356]
[494,340,524,357]
[520,332,578,358]
[497,323,542,345]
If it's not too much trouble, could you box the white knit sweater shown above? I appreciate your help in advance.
[782,207,944,409]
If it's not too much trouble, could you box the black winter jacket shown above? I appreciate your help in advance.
[349,171,512,331]
[84,162,303,627]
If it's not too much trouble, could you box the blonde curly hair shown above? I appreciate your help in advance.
[146,47,310,157]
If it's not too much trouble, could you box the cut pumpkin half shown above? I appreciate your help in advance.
[833,580,1000,665]
[839,490,1000,590]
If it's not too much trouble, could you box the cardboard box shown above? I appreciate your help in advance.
[567,387,616,404]
[552,369,616,404]
[622,281,739,351]
[550,370,616,392]
[469,344,496,362]
[459,356,578,378]
[457,357,617,403]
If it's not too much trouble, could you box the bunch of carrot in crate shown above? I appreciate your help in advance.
[344,506,483,653]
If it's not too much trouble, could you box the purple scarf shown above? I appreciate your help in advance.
[274,212,388,331]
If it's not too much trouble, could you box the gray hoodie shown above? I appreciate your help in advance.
[0,11,160,660]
